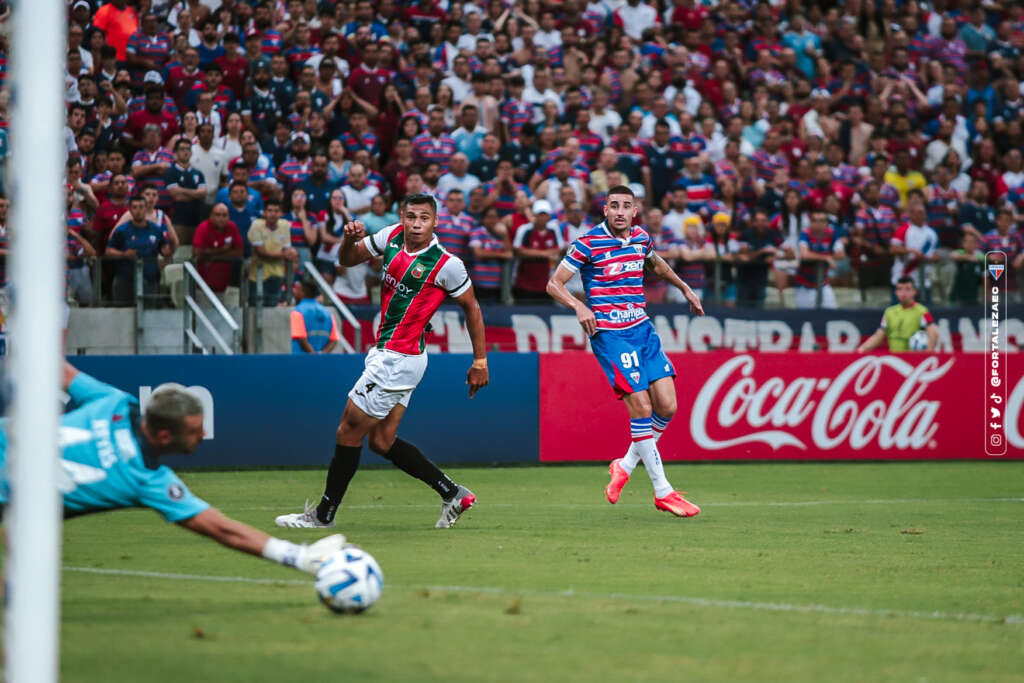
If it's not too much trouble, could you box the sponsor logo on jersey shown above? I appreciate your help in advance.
[606,261,644,276]
[607,307,646,322]
[382,272,414,295]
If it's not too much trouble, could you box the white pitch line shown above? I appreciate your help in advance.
[230,497,1024,512]
[63,566,1023,627]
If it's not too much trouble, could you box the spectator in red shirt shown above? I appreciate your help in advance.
[216,33,250,102]
[125,86,179,149]
[348,41,389,106]
[806,162,855,214]
[193,203,244,301]
[92,0,138,62]
[513,199,565,302]
[91,173,132,253]
[166,47,204,111]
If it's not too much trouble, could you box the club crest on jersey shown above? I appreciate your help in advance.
[629,371,641,383]
[411,262,426,279]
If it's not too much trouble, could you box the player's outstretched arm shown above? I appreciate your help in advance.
[925,322,939,350]
[547,263,596,335]
[179,507,347,574]
[647,252,705,316]
[453,287,489,397]
[338,220,373,267]
[856,328,887,353]
[62,361,80,390]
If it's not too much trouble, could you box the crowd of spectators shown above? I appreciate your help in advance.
[5,0,1024,309]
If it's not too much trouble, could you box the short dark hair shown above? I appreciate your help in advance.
[229,180,248,191]
[129,194,146,204]
[896,276,917,287]
[401,192,438,215]
[174,138,191,151]
[607,184,635,200]
[298,276,319,298]
[264,198,282,209]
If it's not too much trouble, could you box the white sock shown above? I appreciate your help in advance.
[632,438,674,498]
[622,412,671,473]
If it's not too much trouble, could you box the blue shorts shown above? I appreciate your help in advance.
[590,321,675,397]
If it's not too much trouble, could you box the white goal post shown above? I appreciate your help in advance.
[4,0,67,681]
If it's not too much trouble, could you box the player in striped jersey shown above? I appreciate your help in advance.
[547,186,705,518]
[276,193,489,530]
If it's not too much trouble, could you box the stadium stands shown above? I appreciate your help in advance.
[5,0,1024,314]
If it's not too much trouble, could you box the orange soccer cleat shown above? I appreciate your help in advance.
[654,491,701,518]
[605,458,630,504]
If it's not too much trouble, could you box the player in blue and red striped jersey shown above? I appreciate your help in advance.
[547,186,704,518]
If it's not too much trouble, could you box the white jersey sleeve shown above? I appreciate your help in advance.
[436,255,472,298]
[361,223,400,257]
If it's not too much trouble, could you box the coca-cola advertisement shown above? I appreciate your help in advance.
[540,352,1024,461]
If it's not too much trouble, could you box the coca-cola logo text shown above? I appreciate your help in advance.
[690,355,954,452]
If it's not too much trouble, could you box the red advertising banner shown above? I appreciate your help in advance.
[540,352,1024,461]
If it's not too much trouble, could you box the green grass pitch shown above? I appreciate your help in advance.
[49,462,1024,682]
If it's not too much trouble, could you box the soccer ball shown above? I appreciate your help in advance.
[314,545,383,614]
[909,330,929,351]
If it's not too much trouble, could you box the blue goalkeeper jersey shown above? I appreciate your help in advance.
[0,373,209,522]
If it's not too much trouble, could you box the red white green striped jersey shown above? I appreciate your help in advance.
[362,223,472,354]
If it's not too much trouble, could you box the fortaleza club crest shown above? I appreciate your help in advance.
[410,262,426,279]
[629,371,641,383]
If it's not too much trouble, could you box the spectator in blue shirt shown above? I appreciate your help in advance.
[224,180,261,255]
[216,162,265,211]
[299,154,339,215]
[782,15,821,79]
[290,278,339,354]
[105,194,171,305]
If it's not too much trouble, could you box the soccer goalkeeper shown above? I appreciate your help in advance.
[0,362,344,575]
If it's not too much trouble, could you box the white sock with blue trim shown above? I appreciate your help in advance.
[628,417,673,497]
[621,411,671,474]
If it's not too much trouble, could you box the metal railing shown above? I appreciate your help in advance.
[302,260,360,353]
[134,258,143,353]
[182,261,240,354]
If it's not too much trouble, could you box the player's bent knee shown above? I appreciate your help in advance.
[657,401,678,419]
[623,392,653,418]
[368,433,396,455]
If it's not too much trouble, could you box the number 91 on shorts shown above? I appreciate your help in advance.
[589,322,675,398]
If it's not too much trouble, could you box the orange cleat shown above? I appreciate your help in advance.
[605,458,630,504]
[654,491,701,517]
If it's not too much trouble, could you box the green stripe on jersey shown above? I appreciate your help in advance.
[377,233,446,349]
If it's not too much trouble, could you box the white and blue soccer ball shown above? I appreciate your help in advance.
[909,330,929,351]
[315,545,383,614]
